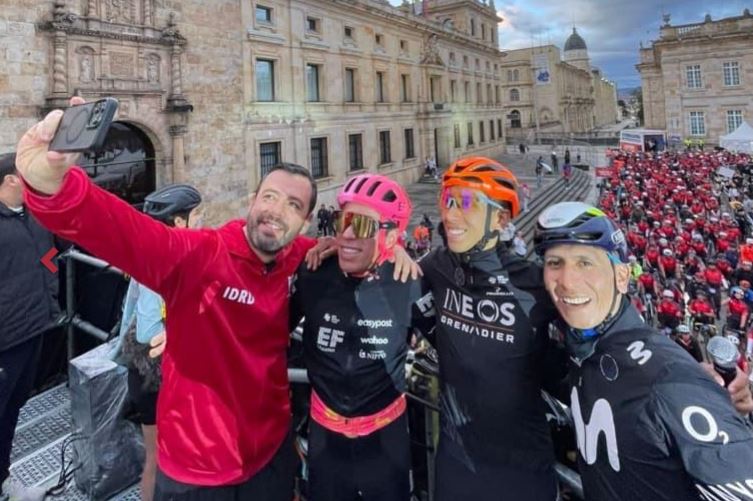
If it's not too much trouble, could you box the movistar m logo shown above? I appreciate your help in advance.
[571,387,620,472]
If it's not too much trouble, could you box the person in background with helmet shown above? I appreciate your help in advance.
[627,255,642,281]
[290,174,420,501]
[688,289,715,327]
[674,324,703,362]
[534,201,753,501]
[724,286,749,336]
[110,184,202,501]
[658,248,678,283]
[417,156,565,500]
[656,289,682,335]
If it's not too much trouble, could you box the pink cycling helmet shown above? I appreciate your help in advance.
[337,174,412,233]
[337,174,412,265]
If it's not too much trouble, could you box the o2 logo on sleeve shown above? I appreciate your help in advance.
[681,406,730,445]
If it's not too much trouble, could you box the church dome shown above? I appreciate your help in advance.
[564,28,587,51]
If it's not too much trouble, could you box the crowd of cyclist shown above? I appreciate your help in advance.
[598,148,753,366]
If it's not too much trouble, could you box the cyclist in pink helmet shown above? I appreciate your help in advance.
[336,173,412,268]
[290,173,421,501]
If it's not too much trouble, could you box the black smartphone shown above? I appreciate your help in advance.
[49,98,119,152]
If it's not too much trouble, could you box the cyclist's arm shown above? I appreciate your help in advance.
[24,167,208,294]
[649,366,753,493]
[134,283,165,344]
[409,274,437,346]
[288,268,305,332]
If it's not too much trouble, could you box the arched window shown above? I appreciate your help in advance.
[510,110,521,128]
[507,70,513,81]
[510,88,520,102]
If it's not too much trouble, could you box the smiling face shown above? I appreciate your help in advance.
[245,169,312,262]
[336,202,395,275]
[543,244,630,330]
[439,186,509,253]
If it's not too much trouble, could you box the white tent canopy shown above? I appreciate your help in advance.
[720,122,753,153]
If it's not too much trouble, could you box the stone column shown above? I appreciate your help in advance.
[170,45,183,96]
[87,0,97,17]
[144,0,153,26]
[52,31,68,95]
[169,124,187,183]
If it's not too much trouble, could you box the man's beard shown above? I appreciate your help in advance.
[247,212,290,255]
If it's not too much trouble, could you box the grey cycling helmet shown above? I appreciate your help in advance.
[143,184,202,221]
[534,202,628,263]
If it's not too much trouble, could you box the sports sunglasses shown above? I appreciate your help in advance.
[335,211,396,239]
[439,188,506,212]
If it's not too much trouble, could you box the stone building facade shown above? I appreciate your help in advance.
[0,0,507,221]
[500,28,619,139]
[637,10,753,146]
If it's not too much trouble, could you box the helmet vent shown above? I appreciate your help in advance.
[493,177,517,191]
[366,180,382,197]
[383,190,397,203]
[473,166,497,173]
[354,176,369,193]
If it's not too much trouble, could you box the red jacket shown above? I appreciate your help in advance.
[24,168,315,485]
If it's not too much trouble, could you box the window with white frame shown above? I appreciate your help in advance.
[401,74,410,102]
[306,64,320,101]
[379,130,391,164]
[344,68,356,102]
[727,110,743,133]
[255,5,272,24]
[404,128,415,159]
[723,61,740,87]
[376,72,386,103]
[259,141,280,177]
[348,134,363,171]
[310,137,328,178]
[686,65,702,89]
[255,59,275,101]
[689,111,705,136]
[306,16,320,34]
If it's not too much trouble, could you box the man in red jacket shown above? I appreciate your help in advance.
[15,99,318,500]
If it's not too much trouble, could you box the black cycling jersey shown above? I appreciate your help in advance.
[566,299,753,501]
[417,245,566,497]
[290,259,422,417]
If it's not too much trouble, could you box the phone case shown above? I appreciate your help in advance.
[49,98,119,152]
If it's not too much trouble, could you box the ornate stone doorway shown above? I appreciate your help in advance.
[80,121,156,205]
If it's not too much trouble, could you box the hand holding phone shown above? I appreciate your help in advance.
[49,98,119,153]
[15,96,116,195]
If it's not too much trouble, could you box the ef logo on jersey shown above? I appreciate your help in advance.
[317,327,344,353]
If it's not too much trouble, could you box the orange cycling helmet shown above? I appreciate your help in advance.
[442,156,520,217]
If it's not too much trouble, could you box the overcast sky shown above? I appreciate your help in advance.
[389,1,752,89]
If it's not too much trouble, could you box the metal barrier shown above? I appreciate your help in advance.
[61,248,124,361]
[58,249,584,500]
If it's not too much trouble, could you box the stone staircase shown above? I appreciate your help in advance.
[513,168,594,259]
